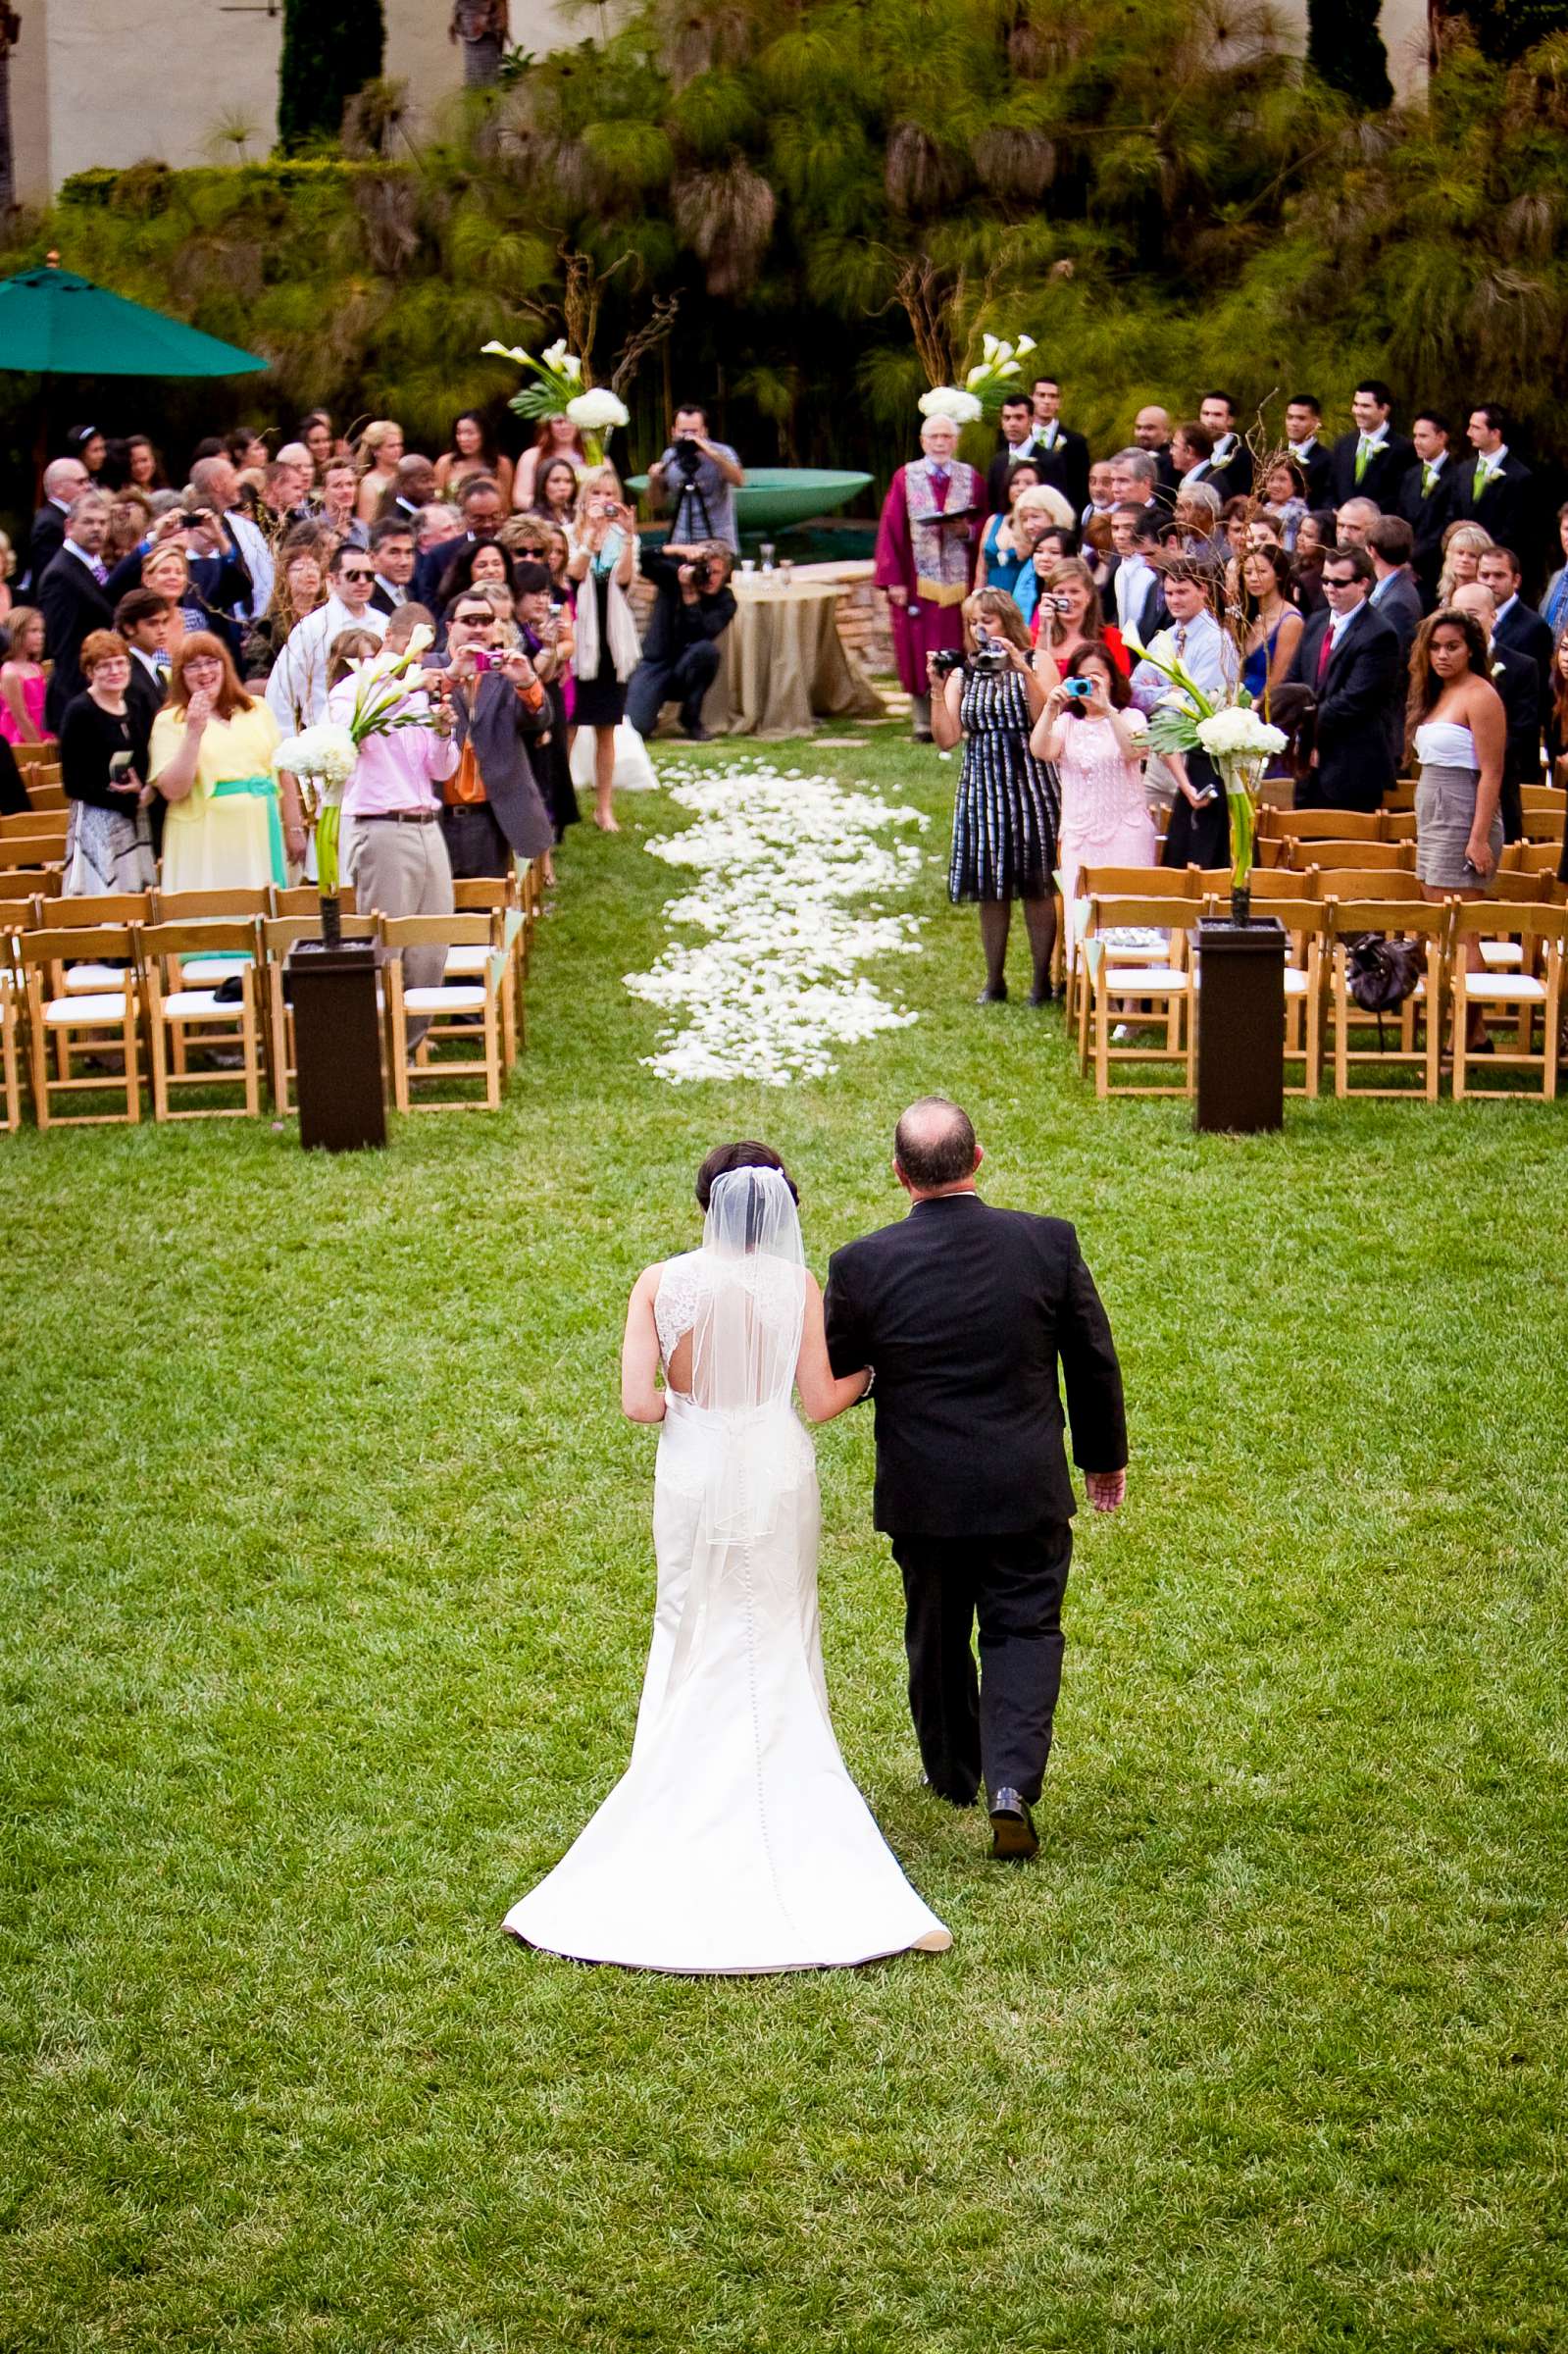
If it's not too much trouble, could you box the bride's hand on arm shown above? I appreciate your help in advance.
[795,1273,871,1425]
[621,1266,666,1423]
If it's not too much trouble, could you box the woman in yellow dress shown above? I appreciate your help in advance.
[148,635,305,892]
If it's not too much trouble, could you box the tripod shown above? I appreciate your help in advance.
[671,464,717,546]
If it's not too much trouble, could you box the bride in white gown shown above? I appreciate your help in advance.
[504,1153,951,1973]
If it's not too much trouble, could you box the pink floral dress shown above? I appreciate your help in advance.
[1055,711,1156,952]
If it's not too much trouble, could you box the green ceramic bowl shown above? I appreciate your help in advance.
[627,467,873,535]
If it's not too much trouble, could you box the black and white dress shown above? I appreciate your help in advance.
[947,666,1059,903]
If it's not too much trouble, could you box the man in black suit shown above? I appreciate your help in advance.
[1104,502,1166,646]
[1397,411,1457,605]
[1197,391,1254,499]
[1478,546,1551,781]
[1284,393,1334,509]
[22,455,90,593]
[986,393,1040,514]
[413,473,506,609]
[1023,376,1090,520]
[1287,544,1402,810]
[825,1098,1127,1861]
[1367,516,1423,773]
[1452,582,1534,839]
[1133,405,1180,501]
[1329,381,1415,512]
[1449,405,1534,559]
[39,492,114,730]
[626,540,736,741]
[368,518,417,615]
[113,588,173,856]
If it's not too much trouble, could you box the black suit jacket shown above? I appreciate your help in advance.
[1288,602,1402,810]
[1022,427,1090,520]
[1447,451,1534,556]
[1103,556,1163,648]
[636,551,736,666]
[986,446,1042,515]
[1290,440,1334,509]
[1329,431,1415,512]
[1489,640,1540,822]
[25,502,68,594]
[124,654,169,855]
[824,1194,1126,1537]
[1396,458,1456,598]
[1203,437,1254,500]
[414,531,476,612]
[39,550,115,730]
[1492,598,1552,710]
[1370,572,1423,767]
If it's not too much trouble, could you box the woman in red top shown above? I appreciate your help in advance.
[1030,558,1130,684]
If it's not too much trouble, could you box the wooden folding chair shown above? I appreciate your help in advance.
[1264,807,1384,853]
[17,923,141,1126]
[150,890,268,1072]
[382,914,507,1112]
[1311,868,1426,904]
[1499,842,1561,882]
[25,784,68,814]
[1239,890,1329,1099]
[1386,778,1418,811]
[451,877,525,1064]
[1324,898,1450,1100]
[1084,894,1197,1098]
[0,808,69,841]
[0,834,67,873]
[268,885,358,916]
[1451,903,1565,1100]
[0,872,52,907]
[0,963,21,1133]
[33,892,155,995]
[1285,836,1410,872]
[259,913,379,1113]
[1381,809,1419,843]
[137,920,264,1121]
[1070,866,1198,1069]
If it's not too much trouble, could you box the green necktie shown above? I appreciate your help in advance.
[1474,459,1489,497]
[1355,439,1370,483]
[1422,463,1437,494]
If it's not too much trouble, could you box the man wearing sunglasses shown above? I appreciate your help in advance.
[264,539,387,732]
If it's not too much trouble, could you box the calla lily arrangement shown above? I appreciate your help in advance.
[963,331,1037,418]
[273,627,443,900]
[1138,649,1287,899]
[481,336,630,464]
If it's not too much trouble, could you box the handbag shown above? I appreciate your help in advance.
[1345,932,1424,1050]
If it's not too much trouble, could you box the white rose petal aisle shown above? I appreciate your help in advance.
[625,757,929,1086]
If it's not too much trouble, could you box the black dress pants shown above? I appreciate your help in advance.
[439,800,512,880]
[889,1525,1073,1807]
[626,640,721,738]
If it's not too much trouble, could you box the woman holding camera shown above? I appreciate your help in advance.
[567,466,641,831]
[59,631,158,896]
[1031,557,1127,684]
[1031,643,1153,959]
[930,588,1058,1006]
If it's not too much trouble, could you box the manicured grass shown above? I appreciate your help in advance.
[2,728,1565,2352]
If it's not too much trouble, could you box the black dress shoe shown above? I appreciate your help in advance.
[912,728,935,743]
[922,1775,978,1809]
[988,1788,1038,1861]
[681,721,712,742]
[1028,981,1056,1007]
[977,982,1008,1004]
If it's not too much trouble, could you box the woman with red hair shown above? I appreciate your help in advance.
[147,633,299,892]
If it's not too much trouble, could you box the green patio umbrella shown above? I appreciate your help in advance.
[0,254,267,377]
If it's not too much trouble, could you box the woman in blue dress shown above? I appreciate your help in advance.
[977,459,1041,601]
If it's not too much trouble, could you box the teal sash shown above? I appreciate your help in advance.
[211,773,285,888]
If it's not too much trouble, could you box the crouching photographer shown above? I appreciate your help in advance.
[930,588,1059,1006]
[627,541,737,743]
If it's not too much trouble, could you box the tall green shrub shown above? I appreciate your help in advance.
[278,0,385,152]
[1307,0,1394,109]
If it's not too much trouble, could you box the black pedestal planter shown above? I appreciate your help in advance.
[1195,914,1287,1135]
[284,939,386,1152]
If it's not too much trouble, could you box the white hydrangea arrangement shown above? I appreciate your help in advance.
[918,386,985,426]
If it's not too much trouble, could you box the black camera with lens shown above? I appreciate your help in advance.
[931,648,965,678]
[970,634,1009,678]
[673,435,703,479]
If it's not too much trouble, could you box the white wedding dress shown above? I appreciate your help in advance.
[504,1168,951,1974]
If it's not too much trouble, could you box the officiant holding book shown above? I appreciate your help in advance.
[876,411,983,742]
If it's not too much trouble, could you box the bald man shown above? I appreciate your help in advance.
[825,1098,1127,1862]
[1133,405,1179,500]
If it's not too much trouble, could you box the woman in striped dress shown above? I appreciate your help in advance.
[931,589,1058,1005]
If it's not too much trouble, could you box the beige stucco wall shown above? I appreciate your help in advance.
[9,0,1429,206]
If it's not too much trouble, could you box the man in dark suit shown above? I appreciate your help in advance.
[986,393,1040,514]
[1397,412,1457,605]
[413,473,506,609]
[1448,406,1533,560]
[626,540,736,741]
[1105,503,1166,646]
[112,587,173,857]
[22,455,91,594]
[825,1098,1127,1861]
[1329,381,1415,512]
[1287,544,1402,810]
[1451,582,1534,839]
[1197,391,1254,499]
[1367,515,1423,770]
[1133,405,1181,501]
[367,518,417,616]
[39,492,114,730]
[1023,376,1090,520]
[1478,546,1552,782]
[1284,393,1334,509]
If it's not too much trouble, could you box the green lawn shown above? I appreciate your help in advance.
[2,729,1565,2352]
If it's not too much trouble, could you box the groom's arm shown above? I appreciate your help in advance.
[1057,1232,1128,1507]
[824,1249,870,1387]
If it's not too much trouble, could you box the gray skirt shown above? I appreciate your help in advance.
[1415,764,1501,893]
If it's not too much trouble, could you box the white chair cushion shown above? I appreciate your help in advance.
[1463,973,1546,1002]
[440,946,490,975]
[1104,967,1189,994]
[1479,941,1524,967]
[178,956,250,983]
[162,989,241,1020]
[405,984,486,1013]
[64,962,126,992]
[43,991,129,1025]
[1284,969,1310,997]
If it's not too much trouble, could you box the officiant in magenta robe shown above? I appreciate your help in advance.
[876,413,984,742]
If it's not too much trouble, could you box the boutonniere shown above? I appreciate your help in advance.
[1491,662,1506,682]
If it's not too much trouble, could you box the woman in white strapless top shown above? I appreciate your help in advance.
[1406,608,1507,1045]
